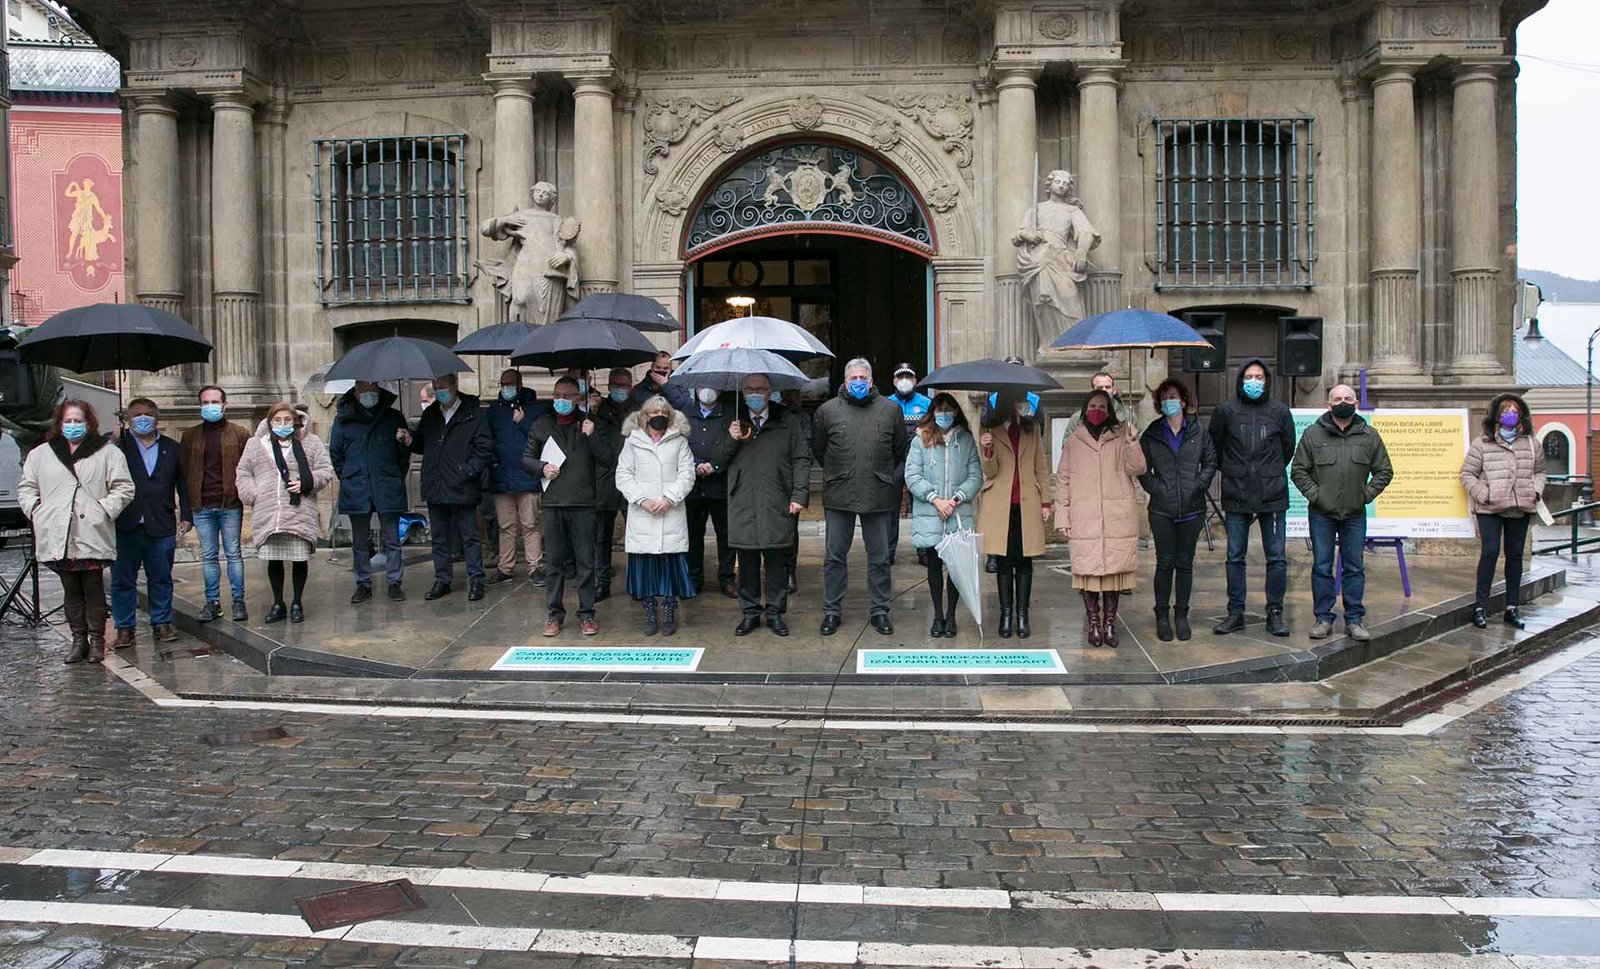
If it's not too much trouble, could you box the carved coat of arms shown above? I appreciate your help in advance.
[760,156,856,215]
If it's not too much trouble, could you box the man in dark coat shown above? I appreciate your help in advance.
[715,374,811,636]
[589,368,633,601]
[630,351,691,413]
[684,386,736,597]
[330,382,412,602]
[397,373,493,602]
[812,357,908,636]
[111,398,192,649]
[485,369,548,587]
[523,375,620,637]
[1208,358,1297,636]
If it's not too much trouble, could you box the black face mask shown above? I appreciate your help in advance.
[1330,402,1357,420]
[647,415,670,432]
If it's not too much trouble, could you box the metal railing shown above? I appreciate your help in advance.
[1535,501,1600,559]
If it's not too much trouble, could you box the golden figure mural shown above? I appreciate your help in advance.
[63,177,117,273]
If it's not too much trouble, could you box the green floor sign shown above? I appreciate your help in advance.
[492,647,703,672]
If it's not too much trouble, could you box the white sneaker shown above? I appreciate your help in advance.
[1347,622,1371,641]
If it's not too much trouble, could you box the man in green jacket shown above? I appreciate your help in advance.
[1290,384,1394,642]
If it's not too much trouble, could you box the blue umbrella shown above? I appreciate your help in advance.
[1046,309,1211,352]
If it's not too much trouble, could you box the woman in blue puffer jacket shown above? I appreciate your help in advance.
[904,392,982,639]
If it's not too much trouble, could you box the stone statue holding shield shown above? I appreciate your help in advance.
[478,181,581,324]
[1012,169,1101,352]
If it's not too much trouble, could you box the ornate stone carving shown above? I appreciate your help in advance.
[1039,13,1078,40]
[1011,170,1101,352]
[376,48,404,79]
[531,24,566,51]
[1424,10,1459,36]
[641,94,743,179]
[696,36,729,68]
[709,121,745,154]
[761,153,855,215]
[789,95,825,130]
[656,184,690,217]
[943,30,975,63]
[883,33,915,64]
[928,179,960,212]
[477,182,581,324]
[168,40,202,68]
[324,52,349,80]
[869,117,902,153]
[436,45,464,76]
[865,92,974,167]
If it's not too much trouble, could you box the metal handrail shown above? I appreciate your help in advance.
[1535,500,1600,558]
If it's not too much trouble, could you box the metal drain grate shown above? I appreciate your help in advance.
[296,878,426,932]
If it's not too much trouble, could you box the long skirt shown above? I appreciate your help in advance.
[626,553,697,600]
[1072,571,1135,592]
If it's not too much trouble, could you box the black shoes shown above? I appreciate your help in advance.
[930,616,947,638]
[468,581,485,602]
[64,635,89,665]
[1173,607,1192,641]
[289,604,304,623]
[643,598,660,637]
[1154,608,1174,643]
[1504,607,1526,630]
[387,582,406,600]
[735,616,760,636]
[1471,605,1488,628]
[871,615,894,636]
[425,582,451,601]
[595,581,611,603]
[785,571,797,595]
[1265,607,1290,637]
[819,615,840,636]
[530,569,547,588]
[231,601,248,622]
[350,585,372,604]
[486,571,514,586]
[767,616,790,637]
[1213,613,1245,635]
[263,603,288,624]
[198,601,221,622]
[661,597,679,636]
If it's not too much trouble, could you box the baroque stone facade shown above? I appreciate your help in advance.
[67,0,1544,413]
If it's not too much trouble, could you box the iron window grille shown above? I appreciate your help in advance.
[1153,118,1315,290]
[312,135,470,305]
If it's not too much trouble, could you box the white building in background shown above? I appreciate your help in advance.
[7,0,90,43]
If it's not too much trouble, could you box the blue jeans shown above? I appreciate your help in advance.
[111,527,177,629]
[192,507,245,604]
[1224,510,1287,615]
[1309,511,1367,624]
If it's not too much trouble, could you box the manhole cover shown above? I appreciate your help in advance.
[296,879,426,932]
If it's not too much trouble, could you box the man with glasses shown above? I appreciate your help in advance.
[631,351,691,413]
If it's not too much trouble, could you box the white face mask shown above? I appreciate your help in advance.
[894,378,915,395]
[697,387,719,406]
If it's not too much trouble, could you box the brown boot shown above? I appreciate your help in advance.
[154,624,179,644]
[87,633,106,664]
[64,635,89,665]
[1102,591,1121,649]
[1081,591,1102,648]
[113,628,137,650]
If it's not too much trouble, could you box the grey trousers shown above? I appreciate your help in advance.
[822,508,894,619]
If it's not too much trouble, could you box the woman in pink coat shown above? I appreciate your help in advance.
[1054,389,1147,648]
[236,402,335,624]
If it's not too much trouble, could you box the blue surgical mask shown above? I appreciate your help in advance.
[744,393,769,413]
[130,415,157,436]
[846,378,870,400]
[358,392,380,410]
[60,421,87,442]
[610,388,630,404]
[200,403,224,423]
[434,388,453,407]
[1241,378,1266,400]
[934,411,955,429]
[1160,398,1183,418]
[552,398,575,416]
[272,423,295,439]
[500,386,519,402]
[1498,426,1517,443]
[769,391,783,404]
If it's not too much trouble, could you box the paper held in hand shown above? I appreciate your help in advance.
[541,437,566,470]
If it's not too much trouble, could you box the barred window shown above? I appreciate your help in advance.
[312,135,469,305]
[1153,118,1315,290]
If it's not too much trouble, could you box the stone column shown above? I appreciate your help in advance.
[993,65,1040,360]
[128,93,189,399]
[1449,64,1504,375]
[491,77,537,218]
[569,73,618,296]
[209,92,266,399]
[1075,64,1123,317]
[1367,65,1422,376]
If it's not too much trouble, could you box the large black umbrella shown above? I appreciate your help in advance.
[323,336,472,382]
[510,319,659,369]
[452,321,541,356]
[557,292,679,333]
[918,358,1062,393]
[17,302,212,373]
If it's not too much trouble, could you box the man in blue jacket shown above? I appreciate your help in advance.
[329,382,412,602]
[485,369,548,587]
[111,398,191,650]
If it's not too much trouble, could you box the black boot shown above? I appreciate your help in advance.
[996,570,1014,639]
[1265,606,1290,637]
[662,596,679,636]
[1154,607,1174,642]
[1504,607,1526,630]
[1471,605,1488,629]
[64,635,89,665]
[944,594,959,640]
[1014,569,1032,639]
[1102,591,1121,649]
[642,597,658,636]
[1173,606,1193,641]
[1082,591,1102,648]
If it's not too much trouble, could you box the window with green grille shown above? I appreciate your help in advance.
[311,135,470,305]
[1153,118,1316,290]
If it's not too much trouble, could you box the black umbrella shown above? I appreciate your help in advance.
[323,336,472,382]
[510,319,659,369]
[557,292,679,333]
[918,358,1062,393]
[452,321,541,356]
[17,302,212,373]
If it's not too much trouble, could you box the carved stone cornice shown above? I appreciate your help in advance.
[640,93,743,185]
[864,91,975,170]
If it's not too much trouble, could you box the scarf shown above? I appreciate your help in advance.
[48,431,106,475]
[270,433,313,506]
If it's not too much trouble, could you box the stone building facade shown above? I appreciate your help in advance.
[65,0,1543,415]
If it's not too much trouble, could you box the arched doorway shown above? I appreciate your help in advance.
[682,141,933,386]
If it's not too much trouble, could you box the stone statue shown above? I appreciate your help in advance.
[477,181,581,324]
[1011,169,1101,352]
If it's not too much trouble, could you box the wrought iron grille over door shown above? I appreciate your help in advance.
[685,143,932,257]
[312,134,470,305]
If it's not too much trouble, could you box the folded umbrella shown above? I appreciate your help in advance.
[1046,308,1210,351]
[936,527,985,631]
[323,336,472,383]
[18,302,212,374]
[672,316,833,362]
[452,321,541,356]
[557,292,679,333]
[918,358,1061,393]
[666,347,809,392]
[510,318,659,369]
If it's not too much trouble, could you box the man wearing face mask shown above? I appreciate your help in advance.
[330,381,413,602]
[683,385,737,598]
[1208,358,1298,637]
[396,373,494,602]
[812,358,909,636]
[111,399,192,649]
[888,363,931,565]
[589,368,635,601]
[484,369,548,588]
[631,351,692,413]
[180,385,252,623]
[1063,371,1131,436]
[1290,384,1393,642]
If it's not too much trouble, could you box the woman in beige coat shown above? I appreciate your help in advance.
[1054,389,1147,648]
[19,400,135,663]
[236,402,335,624]
[1459,392,1545,631]
[978,389,1052,638]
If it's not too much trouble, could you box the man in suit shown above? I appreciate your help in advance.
[112,398,192,649]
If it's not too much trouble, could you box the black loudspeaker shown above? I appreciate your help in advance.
[0,349,35,413]
[1278,316,1323,377]
[1182,312,1227,373]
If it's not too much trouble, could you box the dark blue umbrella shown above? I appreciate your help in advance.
[1046,309,1211,352]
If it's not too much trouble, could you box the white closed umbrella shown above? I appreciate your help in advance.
[672,316,833,362]
[936,528,985,631]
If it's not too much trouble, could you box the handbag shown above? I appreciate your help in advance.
[1527,437,1555,526]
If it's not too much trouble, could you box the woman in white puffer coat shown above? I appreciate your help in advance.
[615,395,696,636]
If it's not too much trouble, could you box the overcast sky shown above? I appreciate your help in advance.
[1515,0,1599,282]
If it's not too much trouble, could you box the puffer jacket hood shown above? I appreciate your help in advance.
[1234,357,1273,402]
[335,387,398,423]
[622,407,691,439]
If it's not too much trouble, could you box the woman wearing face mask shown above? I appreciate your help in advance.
[615,396,697,635]
[978,389,1052,638]
[1055,389,1147,648]
[1459,393,1546,630]
[235,403,335,624]
[905,393,982,638]
[1137,380,1217,642]
[19,400,135,664]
